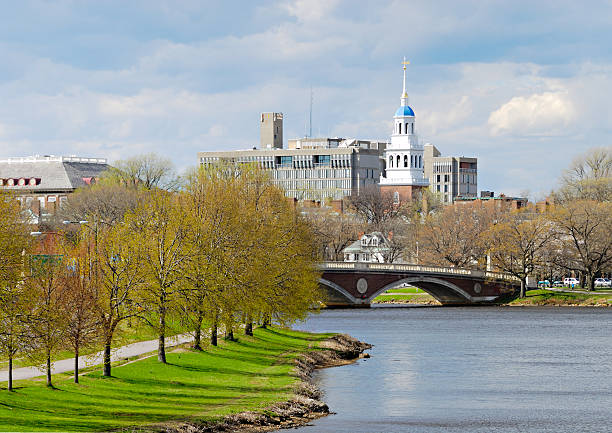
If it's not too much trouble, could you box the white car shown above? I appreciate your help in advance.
[594,278,611,288]
[564,278,579,287]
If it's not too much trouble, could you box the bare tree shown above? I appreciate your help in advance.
[305,207,364,261]
[106,153,179,191]
[483,208,553,298]
[419,202,500,269]
[348,186,407,228]
[60,240,101,383]
[547,200,612,290]
[556,146,612,202]
[60,183,144,228]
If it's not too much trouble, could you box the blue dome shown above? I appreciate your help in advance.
[395,105,415,117]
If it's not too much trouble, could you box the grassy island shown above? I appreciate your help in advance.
[0,327,336,432]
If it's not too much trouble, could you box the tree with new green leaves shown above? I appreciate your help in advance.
[181,164,241,348]
[23,247,67,388]
[95,222,146,377]
[126,190,192,363]
[0,193,31,391]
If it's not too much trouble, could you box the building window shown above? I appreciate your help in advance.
[404,155,408,167]
[396,155,400,167]
[393,191,400,204]
[389,156,393,168]
[444,184,448,193]
[419,155,422,167]
[405,123,408,134]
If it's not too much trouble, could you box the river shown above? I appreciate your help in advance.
[293,306,612,433]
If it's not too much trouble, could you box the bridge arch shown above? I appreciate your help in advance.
[368,276,474,303]
[319,278,368,305]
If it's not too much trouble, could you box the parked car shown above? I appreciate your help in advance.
[553,281,563,287]
[564,278,579,287]
[594,278,612,288]
[537,280,551,288]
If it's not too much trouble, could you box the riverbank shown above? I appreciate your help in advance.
[371,288,612,307]
[506,289,612,307]
[0,328,370,432]
[156,334,371,433]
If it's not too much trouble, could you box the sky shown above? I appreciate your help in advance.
[0,0,611,199]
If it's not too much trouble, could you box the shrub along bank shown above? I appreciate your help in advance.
[0,327,369,432]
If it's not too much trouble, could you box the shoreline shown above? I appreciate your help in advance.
[134,334,372,433]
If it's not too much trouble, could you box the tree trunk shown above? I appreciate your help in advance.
[158,306,166,363]
[103,340,112,377]
[245,321,253,336]
[520,278,526,298]
[8,355,12,392]
[588,273,595,291]
[225,326,234,341]
[46,355,52,387]
[193,323,202,351]
[74,345,79,384]
[261,314,271,329]
[210,320,217,347]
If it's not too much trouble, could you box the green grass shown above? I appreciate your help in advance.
[0,327,334,432]
[372,293,436,303]
[509,289,612,306]
[383,287,421,294]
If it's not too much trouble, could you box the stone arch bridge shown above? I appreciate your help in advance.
[319,262,520,307]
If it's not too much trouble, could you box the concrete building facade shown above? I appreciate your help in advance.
[260,112,283,149]
[198,140,385,201]
[424,143,478,204]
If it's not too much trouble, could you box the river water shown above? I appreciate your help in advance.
[293,306,612,433]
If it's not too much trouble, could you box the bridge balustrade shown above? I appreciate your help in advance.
[319,262,518,282]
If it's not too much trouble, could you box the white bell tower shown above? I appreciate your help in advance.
[379,58,428,201]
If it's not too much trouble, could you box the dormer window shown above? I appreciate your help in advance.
[372,237,378,246]
[361,237,368,246]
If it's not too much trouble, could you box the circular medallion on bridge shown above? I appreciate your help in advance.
[356,278,368,294]
[474,283,482,294]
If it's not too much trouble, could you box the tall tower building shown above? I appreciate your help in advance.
[379,59,428,203]
[260,112,283,149]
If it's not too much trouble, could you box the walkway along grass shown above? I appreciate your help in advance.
[0,327,369,432]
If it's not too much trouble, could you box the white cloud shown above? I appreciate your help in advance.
[283,0,341,22]
[488,92,576,137]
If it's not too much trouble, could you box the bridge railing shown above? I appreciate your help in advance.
[319,262,518,282]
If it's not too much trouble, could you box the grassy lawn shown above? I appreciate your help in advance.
[383,287,421,294]
[0,327,334,432]
[509,289,612,306]
[372,293,436,303]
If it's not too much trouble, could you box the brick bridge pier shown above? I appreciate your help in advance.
[319,262,520,307]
